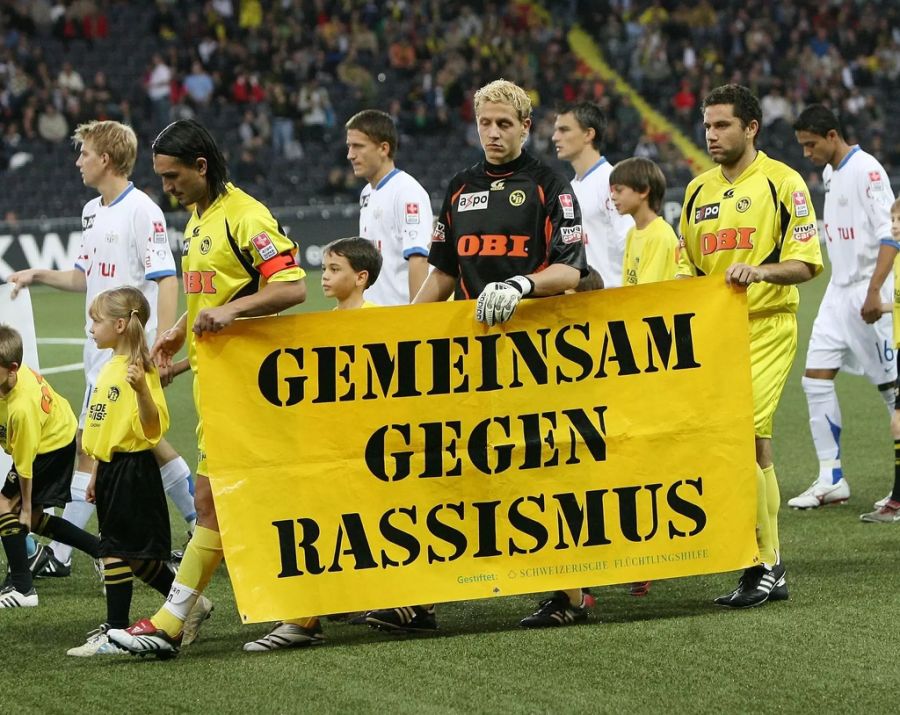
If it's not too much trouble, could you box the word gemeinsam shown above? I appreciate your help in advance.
[256,313,702,406]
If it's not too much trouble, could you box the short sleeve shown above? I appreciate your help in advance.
[777,175,824,275]
[233,203,305,282]
[135,201,177,280]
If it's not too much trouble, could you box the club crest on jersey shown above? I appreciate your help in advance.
[360,194,370,209]
[107,386,120,402]
[83,214,95,230]
[405,202,420,224]
[736,197,751,212]
[792,191,809,217]
[432,221,446,243]
[152,221,167,244]
[560,225,584,244]
[694,203,720,223]
[199,237,212,254]
[559,193,575,219]
[251,232,278,260]
[509,190,526,207]
[458,191,489,212]
[792,222,817,242]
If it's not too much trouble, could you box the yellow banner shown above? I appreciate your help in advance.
[198,277,757,623]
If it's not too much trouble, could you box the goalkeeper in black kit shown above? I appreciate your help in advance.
[363,79,592,633]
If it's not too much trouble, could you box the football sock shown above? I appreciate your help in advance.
[103,560,134,629]
[160,457,197,524]
[284,617,321,629]
[49,470,95,564]
[563,588,585,607]
[762,464,780,555]
[802,377,843,485]
[755,464,777,566]
[25,534,37,558]
[152,526,222,636]
[0,513,32,592]
[892,439,900,502]
[879,384,896,417]
[134,559,176,597]
[35,514,100,558]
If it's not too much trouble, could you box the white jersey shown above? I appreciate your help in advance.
[821,146,895,287]
[75,182,177,338]
[571,157,634,288]
[358,168,433,305]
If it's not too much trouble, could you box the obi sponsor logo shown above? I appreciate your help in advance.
[183,270,217,294]
[457,234,530,257]
[560,225,584,244]
[700,227,756,255]
[458,191,489,212]
[694,203,720,223]
[792,222,817,242]
[792,191,809,217]
[559,193,575,219]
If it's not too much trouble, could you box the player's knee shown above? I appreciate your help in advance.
[801,375,836,397]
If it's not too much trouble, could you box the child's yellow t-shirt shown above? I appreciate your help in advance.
[622,216,680,286]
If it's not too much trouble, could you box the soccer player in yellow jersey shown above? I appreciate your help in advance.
[0,325,101,607]
[860,198,900,523]
[108,120,307,658]
[243,236,382,652]
[611,157,679,286]
[676,84,824,608]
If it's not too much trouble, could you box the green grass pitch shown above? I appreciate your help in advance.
[4,270,898,714]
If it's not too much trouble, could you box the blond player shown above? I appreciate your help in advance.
[677,84,823,608]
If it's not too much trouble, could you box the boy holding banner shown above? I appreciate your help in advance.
[676,84,823,607]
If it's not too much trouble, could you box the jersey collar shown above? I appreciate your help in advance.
[375,168,400,190]
[578,157,607,181]
[718,150,766,185]
[105,182,134,207]
[835,145,860,171]
[484,151,530,177]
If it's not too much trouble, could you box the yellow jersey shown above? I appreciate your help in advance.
[677,151,823,316]
[0,364,76,478]
[82,356,170,463]
[622,216,680,285]
[182,183,306,369]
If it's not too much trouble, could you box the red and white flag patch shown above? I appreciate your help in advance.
[792,191,809,217]
[559,193,575,219]
[152,221,168,244]
[251,232,278,261]
[405,202,420,224]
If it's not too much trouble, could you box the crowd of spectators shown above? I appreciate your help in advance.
[0,0,899,220]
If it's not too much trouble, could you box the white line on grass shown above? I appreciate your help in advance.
[41,362,84,375]
[37,338,87,345]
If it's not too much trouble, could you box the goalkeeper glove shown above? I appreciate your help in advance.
[474,275,534,326]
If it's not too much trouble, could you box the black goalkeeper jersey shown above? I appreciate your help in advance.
[428,151,588,299]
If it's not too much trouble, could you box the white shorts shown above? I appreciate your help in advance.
[805,282,896,385]
[78,328,156,428]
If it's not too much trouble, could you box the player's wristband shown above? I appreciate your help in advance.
[504,275,534,296]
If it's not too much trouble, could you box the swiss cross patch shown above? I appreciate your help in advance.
[559,193,575,219]
[792,191,809,217]
[152,220,167,244]
[868,170,884,192]
[405,202,420,224]
[251,232,278,261]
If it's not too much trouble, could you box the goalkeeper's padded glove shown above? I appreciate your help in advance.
[474,275,534,326]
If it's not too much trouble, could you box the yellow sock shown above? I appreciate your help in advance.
[755,464,777,565]
[151,526,223,636]
[284,617,320,629]
[762,464,780,557]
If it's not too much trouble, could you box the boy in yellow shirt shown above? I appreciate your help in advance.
[611,157,680,286]
[243,236,382,651]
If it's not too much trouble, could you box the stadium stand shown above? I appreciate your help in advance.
[0,0,897,221]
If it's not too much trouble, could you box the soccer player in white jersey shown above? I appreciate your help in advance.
[552,102,634,288]
[789,104,898,509]
[8,121,197,573]
[345,109,432,305]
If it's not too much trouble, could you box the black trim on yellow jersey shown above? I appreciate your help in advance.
[224,218,260,301]
[684,184,703,225]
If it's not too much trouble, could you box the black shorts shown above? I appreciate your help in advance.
[96,450,171,560]
[1,439,76,508]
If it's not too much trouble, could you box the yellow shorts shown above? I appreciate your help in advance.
[192,376,208,476]
[749,312,797,439]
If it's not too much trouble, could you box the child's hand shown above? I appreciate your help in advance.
[126,363,149,394]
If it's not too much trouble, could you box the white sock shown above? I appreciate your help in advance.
[160,457,197,523]
[802,377,843,485]
[880,384,897,417]
[161,581,200,621]
[49,470,95,564]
